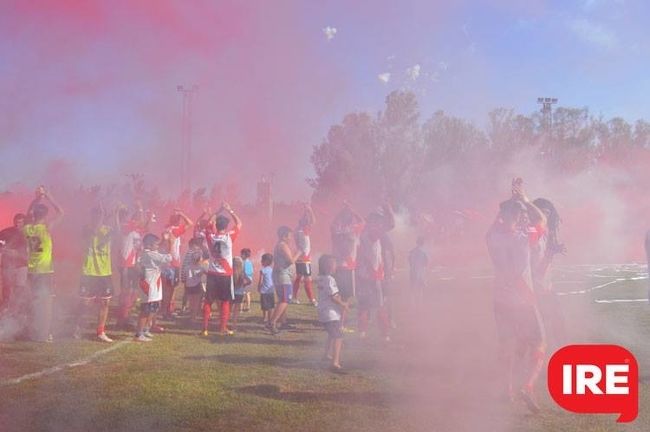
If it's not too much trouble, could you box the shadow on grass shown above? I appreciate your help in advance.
[236,384,391,407]
[184,354,321,369]
[209,336,314,346]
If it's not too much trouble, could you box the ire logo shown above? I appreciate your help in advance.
[547,345,638,423]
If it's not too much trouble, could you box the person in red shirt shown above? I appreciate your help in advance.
[330,202,365,332]
[159,209,193,321]
[115,203,150,329]
[202,202,242,336]
[355,203,394,342]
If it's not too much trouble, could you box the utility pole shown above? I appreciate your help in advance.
[177,85,199,194]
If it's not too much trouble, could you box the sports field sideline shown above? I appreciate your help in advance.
[1,265,650,432]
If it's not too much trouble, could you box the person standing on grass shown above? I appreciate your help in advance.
[0,213,28,314]
[240,248,254,312]
[258,253,275,325]
[135,233,172,342]
[356,203,394,342]
[330,201,365,332]
[73,206,114,342]
[317,254,349,372]
[268,226,301,335]
[180,237,207,324]
[160,209,193,321]
[115,203,149,330]
[229,256,251,332]
[202,203,242,337]
[408,236,429,308]
[486,193,546,414]
[24,186,64,342]
[292,203,317,306]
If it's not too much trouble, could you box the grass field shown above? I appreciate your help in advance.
[1,265,650,432]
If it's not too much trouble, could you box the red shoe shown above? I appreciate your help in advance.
[150,325,165,333]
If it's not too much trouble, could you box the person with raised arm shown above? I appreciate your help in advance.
[330,201,365,332]
[202,202,242,337]
[291,203,317,306]
[73,206,114,342]
[23,185,64,342]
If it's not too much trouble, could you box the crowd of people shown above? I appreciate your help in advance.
[0,186,421,373]
[0,178,565,386]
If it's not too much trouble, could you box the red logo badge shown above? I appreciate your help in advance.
[548,344,638,423]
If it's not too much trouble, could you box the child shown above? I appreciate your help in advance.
[241,248,254,312]
[73,206,114,342]
[180,237,207,324]
[230,256,251,332]
[135,234,172,342]
[408,236,429,308]
[317,254,349,372]
[258,253,275,325]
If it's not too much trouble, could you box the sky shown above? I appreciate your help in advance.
[0,0,648,200]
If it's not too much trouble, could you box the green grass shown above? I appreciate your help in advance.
[1,265,650,432]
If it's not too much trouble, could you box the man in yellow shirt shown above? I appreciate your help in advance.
[24,186,64,342]
[73,206,114,342]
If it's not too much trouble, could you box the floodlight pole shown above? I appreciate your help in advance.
[177,85,199,194]
[536,97,558,133]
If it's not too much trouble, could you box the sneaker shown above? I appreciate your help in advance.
[201,330,209,337]
[310,299,318,307]
[45,334,54,343]
[279,323,296,330]
[290,299,301,305]
[150,325,165,333]
[134,334,152,342]
[219,330,235,336]
[264,321,273,330]
[270,325,280,335]
[342,327,356,334]
[143,331,154,339]
[97,333,114,343]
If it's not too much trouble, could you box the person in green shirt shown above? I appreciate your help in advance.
[23,186,64,342]
[73,206,114,343]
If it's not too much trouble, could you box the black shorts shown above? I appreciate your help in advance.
[296,261,312,276]
[28,273,54,298]
[335,267,355,300]
[205,274,233,303]
[140,301,160,314]
[323,320,343,339]
[494,301,544,348]
[233,294,244,304]
[260,293,275,311]
[79,275,113,299]
[185,283,204,296]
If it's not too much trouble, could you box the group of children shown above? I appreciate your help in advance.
[1,187,418,373]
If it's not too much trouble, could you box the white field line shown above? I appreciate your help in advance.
[0,340,129,387]
[594,299,648,304]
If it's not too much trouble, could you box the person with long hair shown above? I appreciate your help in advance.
[531,197,567,351]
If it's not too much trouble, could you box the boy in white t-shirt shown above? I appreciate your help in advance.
[135,234,172,342]
[258,253,275,325]
[317,254,349,372]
